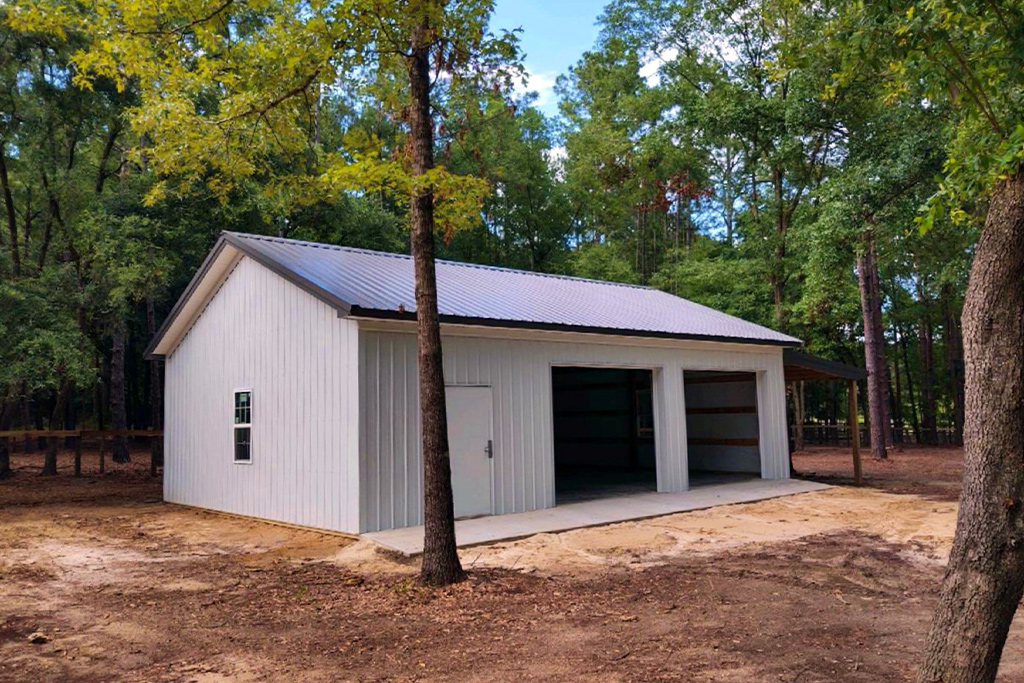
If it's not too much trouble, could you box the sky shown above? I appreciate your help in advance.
[491,0,608,117]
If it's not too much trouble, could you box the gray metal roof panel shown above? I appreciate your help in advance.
[223,232,802,346]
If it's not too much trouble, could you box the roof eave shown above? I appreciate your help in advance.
[349,306,803,348]
[144,236,235,360]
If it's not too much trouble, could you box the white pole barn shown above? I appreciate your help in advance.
[147,232,802,535]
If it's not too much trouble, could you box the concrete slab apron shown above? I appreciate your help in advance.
[364,478,831,556]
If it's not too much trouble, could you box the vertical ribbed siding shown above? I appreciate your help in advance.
[163,256,360,534]
[358,329,791,533]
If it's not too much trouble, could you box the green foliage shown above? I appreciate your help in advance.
[827,0,1024,225]
[0,0,982,440]
[0,267,94,392]
[571,241,639,285]
[651,239,774,326]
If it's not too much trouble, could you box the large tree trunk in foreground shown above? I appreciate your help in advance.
[917,172,1024,683]
[408,15,464,587]
[856,230,891,459]
[110,327,130,463]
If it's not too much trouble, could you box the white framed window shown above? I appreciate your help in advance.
[233,389,252,463]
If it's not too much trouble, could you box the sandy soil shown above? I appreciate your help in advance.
[3,446,1024,682]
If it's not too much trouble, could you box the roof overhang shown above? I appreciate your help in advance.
[783,349,867,382]
[145,232,354,359]
[350,307,803,348]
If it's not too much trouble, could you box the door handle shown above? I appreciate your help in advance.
[485,439,493,459]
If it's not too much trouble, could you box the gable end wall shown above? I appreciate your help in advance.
[163,256,360,533]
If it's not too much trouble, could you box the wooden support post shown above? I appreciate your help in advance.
[74,437,82,477]
[99,436,106,474]
[848,380,862,486]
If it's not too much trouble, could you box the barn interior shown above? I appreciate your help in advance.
[552,366,657,503]
[683,370,762,486]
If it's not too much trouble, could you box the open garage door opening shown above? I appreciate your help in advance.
[684,371,762,487]
[552,367,657,504]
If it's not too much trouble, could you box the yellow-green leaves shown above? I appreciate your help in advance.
[5,0,513,238]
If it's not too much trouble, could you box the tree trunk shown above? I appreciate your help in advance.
[942,285,966,447]
[918,284,938,445]
[791,381,805,451]
[898,321,922,443]
[147,298,163,466]
[916,172,1024,683]
[0,394,12,479]
[407,13,464,587]
[20,384,33,453]
[42,381,69,476]
[856,230,890,459]
[0,141,21,277]
[110,327,131,463]
[890,359,904,445]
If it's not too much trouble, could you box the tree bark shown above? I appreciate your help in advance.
[790,381,805,451]
[856,230,890,459]
[110,327,131,463]
[0,141,21,277]
[407,13,464,587]
[916,172,1024,683]
[42,381,69,476]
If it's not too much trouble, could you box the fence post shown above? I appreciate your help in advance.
[74,436,82,477]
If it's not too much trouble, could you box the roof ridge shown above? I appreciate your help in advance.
[223,231,656,292]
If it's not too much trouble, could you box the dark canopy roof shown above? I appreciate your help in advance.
[150,232,803,355]
[783,349,867,382]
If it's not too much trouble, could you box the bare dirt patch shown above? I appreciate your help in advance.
[793,444,964,500]
[3,444,1024,682]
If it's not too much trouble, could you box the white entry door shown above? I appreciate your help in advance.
[446,386,494,518]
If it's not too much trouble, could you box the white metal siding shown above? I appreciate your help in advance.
[164,256,360,533]
[358,326,790,532]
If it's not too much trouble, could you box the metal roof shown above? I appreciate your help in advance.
[148,232,802,357]
[783,349,867,381]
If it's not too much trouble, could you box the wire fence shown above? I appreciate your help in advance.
[0,429,164,477]
[791,424,960,447]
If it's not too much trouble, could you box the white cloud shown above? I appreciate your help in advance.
[545,145,567,163]
[638,46,679,86]
[544,145,567,178]
[519,67,559,110]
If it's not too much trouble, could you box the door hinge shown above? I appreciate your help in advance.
[485,439,493,459]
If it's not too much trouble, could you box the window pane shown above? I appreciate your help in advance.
[234,427,251,461]
[234,391,252,425]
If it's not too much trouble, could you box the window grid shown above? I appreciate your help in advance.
[233,390,252,463]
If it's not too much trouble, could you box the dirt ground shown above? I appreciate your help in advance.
[794,443,965,501]
[3,445,1024,682]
